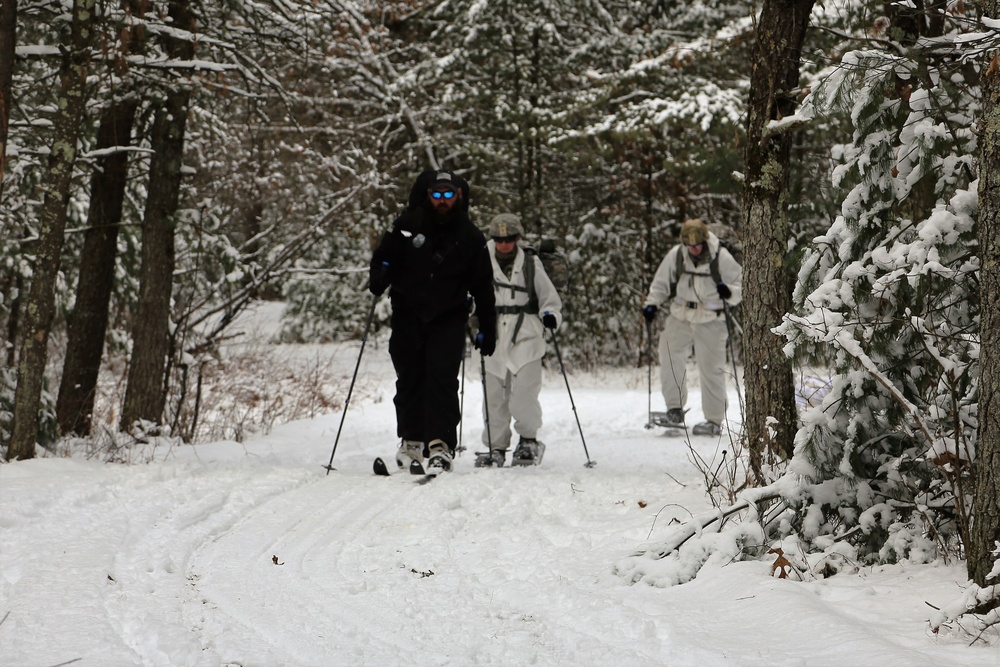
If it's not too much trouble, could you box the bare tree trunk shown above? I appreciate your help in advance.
[7,0,96,459]
[741,0,815,483]
[56,99,138,436]
[0,1,19,366]
[0,0,16,195]
[970,12,1000,588]
[3,261,22,366]
[120,0,195,432]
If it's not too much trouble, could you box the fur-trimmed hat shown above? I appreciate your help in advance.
[679,218,709,245]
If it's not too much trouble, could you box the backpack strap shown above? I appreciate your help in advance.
[523,247,538,314]
[493,248,539,344]
[668,245,722,302]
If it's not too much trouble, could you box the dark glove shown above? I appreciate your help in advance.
[369,261,389,296]
[716,282,732,300]
[475,330,496,357]
[542,312,558,330]
[642,305,657,323]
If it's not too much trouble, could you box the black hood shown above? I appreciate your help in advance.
[406,169,471,216]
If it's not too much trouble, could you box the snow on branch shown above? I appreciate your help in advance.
[928,543,1000,643]
[615,482,789,587]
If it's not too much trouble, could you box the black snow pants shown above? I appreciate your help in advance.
[389,307,466,451]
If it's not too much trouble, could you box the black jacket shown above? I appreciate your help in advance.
[371,171,496,337]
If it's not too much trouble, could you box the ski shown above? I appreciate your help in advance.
[415,473,438,485]
[372,457,425,476]
[373,457,391,476]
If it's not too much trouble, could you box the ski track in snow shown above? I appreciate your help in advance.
[2,339,995,666]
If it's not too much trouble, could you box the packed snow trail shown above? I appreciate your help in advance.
[2,337,995,665]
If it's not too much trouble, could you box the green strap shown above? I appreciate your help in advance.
[669,245,721,301]
[494,252,539,344]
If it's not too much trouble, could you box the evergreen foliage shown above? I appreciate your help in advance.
[621,3,990,589]
[780,6,981,564]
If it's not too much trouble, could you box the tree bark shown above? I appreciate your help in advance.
[120,0,195,432]
[0,0,16,195]
[56,99,138,436]
[7,0,96,459]
[741,0,815,482]
[971,8,1000,587]
[0,1,18,365]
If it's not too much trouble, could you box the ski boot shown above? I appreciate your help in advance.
[396,440,424,470]
[425,440,453,475]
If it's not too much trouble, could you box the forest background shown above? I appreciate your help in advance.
[0,0,998,636]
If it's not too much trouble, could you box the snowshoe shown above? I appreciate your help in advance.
[511,438,545,466]
[692,421,723,436]
[648,408,686,429]
[475,449,506,468]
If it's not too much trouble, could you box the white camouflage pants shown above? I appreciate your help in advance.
[658,313,729,425]
[482,359,543,450]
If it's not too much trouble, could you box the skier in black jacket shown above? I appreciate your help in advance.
[369,170,497,475]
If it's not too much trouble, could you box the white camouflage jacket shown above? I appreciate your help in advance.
[484,240,563,376]
[644,231,742,324]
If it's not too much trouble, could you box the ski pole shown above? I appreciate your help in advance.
[458,339,466,454]
[457,297,474,455]
[324,282,380,474]
[474,331,493,450]
[644,318,654,429]
[721,300,745,418]
[546,326,595,468]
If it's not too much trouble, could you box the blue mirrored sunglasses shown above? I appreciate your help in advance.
[430,190,456,200]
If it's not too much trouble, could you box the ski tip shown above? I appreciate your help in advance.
[373,457,390,476]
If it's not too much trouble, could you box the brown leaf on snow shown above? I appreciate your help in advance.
[272,555,284,566]
[987,54,1000,79]
[931,451,967,471]
[638,500,648,508]
[768,548,794,579]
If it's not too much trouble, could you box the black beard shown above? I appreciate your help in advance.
[431,206,457,223]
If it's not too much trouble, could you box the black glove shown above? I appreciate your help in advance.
[542,312,558,330]
[369,261,389,296]
[716,282,732,300]
[642,305,657,323]
[475,330,496,357]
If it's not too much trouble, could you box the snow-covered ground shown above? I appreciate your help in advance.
[1,303,995,666]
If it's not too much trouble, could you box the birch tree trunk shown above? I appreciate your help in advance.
[119,0,195,432]
[970,8,1000,588]
[741,0,815,483]
[7,0,96,458]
